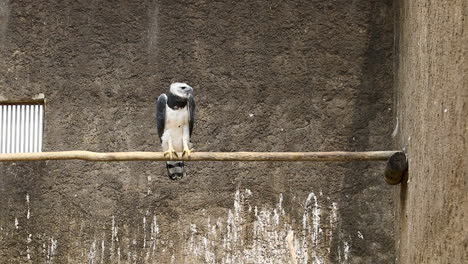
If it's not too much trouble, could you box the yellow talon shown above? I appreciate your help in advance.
[163,150,178,160]
[182,149,193,157]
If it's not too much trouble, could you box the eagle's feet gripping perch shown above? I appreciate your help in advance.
[182,148,194,157]
[163,149,178,160]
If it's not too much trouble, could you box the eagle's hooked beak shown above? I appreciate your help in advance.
[185,86,194,95]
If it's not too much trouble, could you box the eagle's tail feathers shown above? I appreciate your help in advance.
[166,161,185,180]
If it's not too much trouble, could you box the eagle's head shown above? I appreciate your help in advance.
[170,82,193,98]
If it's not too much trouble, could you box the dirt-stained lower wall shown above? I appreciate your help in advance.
[0,0,394,263]
[394,0,467,263]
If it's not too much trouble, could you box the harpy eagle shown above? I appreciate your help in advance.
[156,82,195,180]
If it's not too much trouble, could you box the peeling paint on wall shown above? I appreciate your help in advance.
[184,189,351,264]
[1,189,358,263]
[45,238,57,264]
[26,193,30,219]
[1,188,357,263]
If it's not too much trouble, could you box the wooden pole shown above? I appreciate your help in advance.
[0,151,398,162]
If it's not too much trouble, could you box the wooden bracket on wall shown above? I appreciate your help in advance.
[384,151,408,185]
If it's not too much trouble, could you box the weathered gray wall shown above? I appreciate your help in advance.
[0,0,394,263]
[394,0,467,263]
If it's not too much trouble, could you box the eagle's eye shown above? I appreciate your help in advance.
[181,87,186,90]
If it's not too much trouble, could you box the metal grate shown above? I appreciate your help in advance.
[0,104,44,153]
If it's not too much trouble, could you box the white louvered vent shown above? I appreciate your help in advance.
[0,104,44,153]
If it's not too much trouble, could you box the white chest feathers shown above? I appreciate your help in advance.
[165,105,189,129]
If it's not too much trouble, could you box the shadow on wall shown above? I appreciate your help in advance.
[339,0,394,261]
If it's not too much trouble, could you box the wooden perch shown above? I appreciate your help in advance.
[0,150,398,162]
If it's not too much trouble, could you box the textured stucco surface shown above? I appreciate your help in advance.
[394,0,467,263]
[0,0,394,263]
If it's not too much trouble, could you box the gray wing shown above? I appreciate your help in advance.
[156,94,167,142]
[188,95,195,137]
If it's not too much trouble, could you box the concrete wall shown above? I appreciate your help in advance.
[0,0,395,263]
[394,0,467,263]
